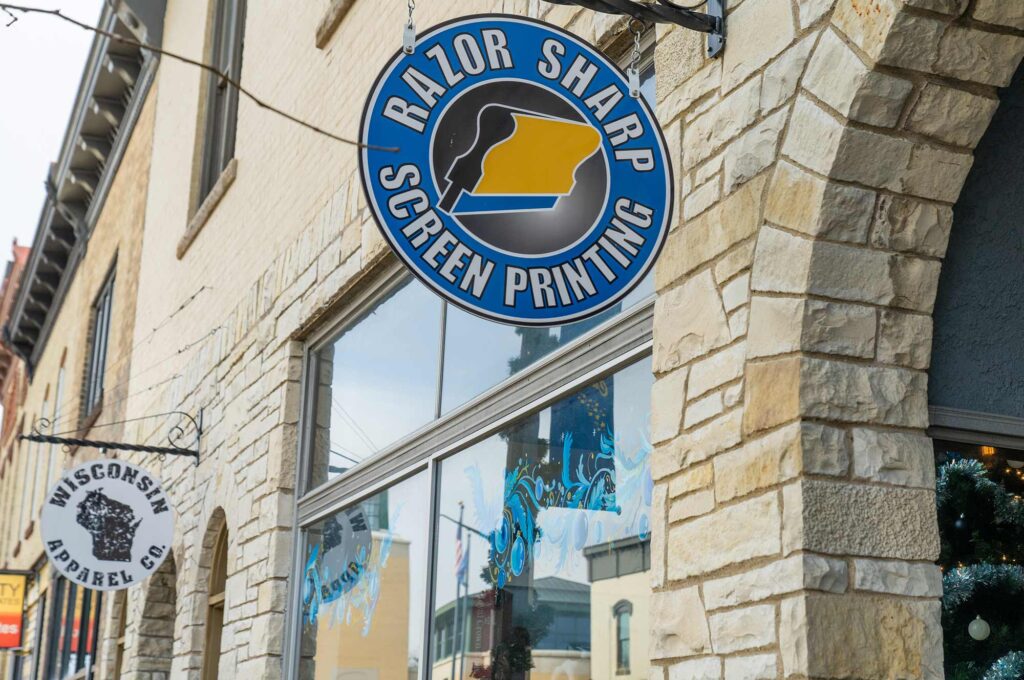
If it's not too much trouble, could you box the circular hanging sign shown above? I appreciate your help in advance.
[360,15,672,326]
[41,460,174,591]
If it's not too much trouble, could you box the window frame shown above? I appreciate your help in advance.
[283,36,660,679]
[614,600,633,674]
[197,0,247,205]
[82,267,115,424]
[201,526,228,680]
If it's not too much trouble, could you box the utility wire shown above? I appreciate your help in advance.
[0,3,398,152]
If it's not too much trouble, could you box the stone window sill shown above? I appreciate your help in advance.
[177,158,238,259]
[316,0,356,49]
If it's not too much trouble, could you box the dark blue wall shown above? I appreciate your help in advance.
[930,66,1024,420]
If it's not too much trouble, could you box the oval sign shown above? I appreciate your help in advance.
[360,15,672,326]
[41,460,174,591]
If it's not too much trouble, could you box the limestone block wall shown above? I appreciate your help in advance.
[110,0,1024,679]
[642,0,1024,678]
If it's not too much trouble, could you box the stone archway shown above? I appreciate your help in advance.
[643,0,1024,677]
[127,554,178,679]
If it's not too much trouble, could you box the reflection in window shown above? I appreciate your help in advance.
[300,472,431,680]
[440,277,653,414]
[430,359,652,680]
[310,280,443,487]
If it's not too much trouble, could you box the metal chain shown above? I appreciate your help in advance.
[404,0,417,54]
[628,18,644,98]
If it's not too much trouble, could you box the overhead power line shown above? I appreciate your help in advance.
[0,3,398,152]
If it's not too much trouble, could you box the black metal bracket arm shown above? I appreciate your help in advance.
[543,0,725,58]
[20,410,203,466]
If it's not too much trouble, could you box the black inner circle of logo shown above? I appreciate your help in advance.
[431,81,608,256]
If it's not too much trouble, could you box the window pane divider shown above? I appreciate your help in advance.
[295,299,653,528]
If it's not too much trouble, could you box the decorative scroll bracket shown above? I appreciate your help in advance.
[20,410,203,466]
[543,0,726,58]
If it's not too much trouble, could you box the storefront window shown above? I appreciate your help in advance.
[935,440,1024,680]
[440,279,652,414]
[299,471,431,680]
[429,359,652,680]
[44,577,102,680]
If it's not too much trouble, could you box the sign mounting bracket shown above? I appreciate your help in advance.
[20,410,203,466]
[542,0,726,58]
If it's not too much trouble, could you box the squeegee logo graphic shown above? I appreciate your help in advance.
[360,15,672,326]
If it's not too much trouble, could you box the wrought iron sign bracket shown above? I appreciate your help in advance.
[543,0,726,58]
[20,410,203,466]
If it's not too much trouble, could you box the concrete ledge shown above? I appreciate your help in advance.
[178,158,237,260]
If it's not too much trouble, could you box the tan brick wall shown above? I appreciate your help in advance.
[67,0,1024,679]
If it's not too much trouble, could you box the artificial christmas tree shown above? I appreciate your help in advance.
[937,449,1024,680]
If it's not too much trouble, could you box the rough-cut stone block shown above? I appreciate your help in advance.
[747,296,801,357]
[654,24,706,104]
[974,0,1024,29]
[936,26,1024,87]
[720,274,750,313]
[833,127,914,191]
[651,587,712,659]
[722,0,795,92]
[668,657,721,680]
[658,61,722,123]
[853,558,943,597]
[723,109,787,193]
[808,240,894,305]
[657,175,766,289]
[724,653,776,680]
[668,493,781,580]
[684,178,721,221]
[688,342,746,399]
[795,479,941,560]
[907,84,999,147]
[802,300,877,359]
[710,604,776,654]
[765,161,875,243]
[669,488,716,522]
[780,97,843,176]
[750,228,813,295]
[903,144,974,203]
[683,78,762,168]
[836,0,945,70]
[877,310,932,369]
[654,409,743,478]
[890,254,942,313]
[800,358,929,427]
[761,35,816,110]
[852,428,936,488]
[744,357,800,433]
[804,29,912,127]
[801,422,850,476]
[715,423,802,502]
[704,553,848,610]
[685,391,725,429]
[669,462,714,498]
[797,594,943,679]
[871,195,953,258]
[651,367,689,444]
[653,270,731,373]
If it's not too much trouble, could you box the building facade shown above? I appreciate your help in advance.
[1,0,1023,679]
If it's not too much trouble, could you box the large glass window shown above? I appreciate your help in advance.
[308,275,652,490]
[429,359,652,680]
[299,471,431,680]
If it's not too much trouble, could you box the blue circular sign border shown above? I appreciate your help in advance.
[359,13,674,327]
